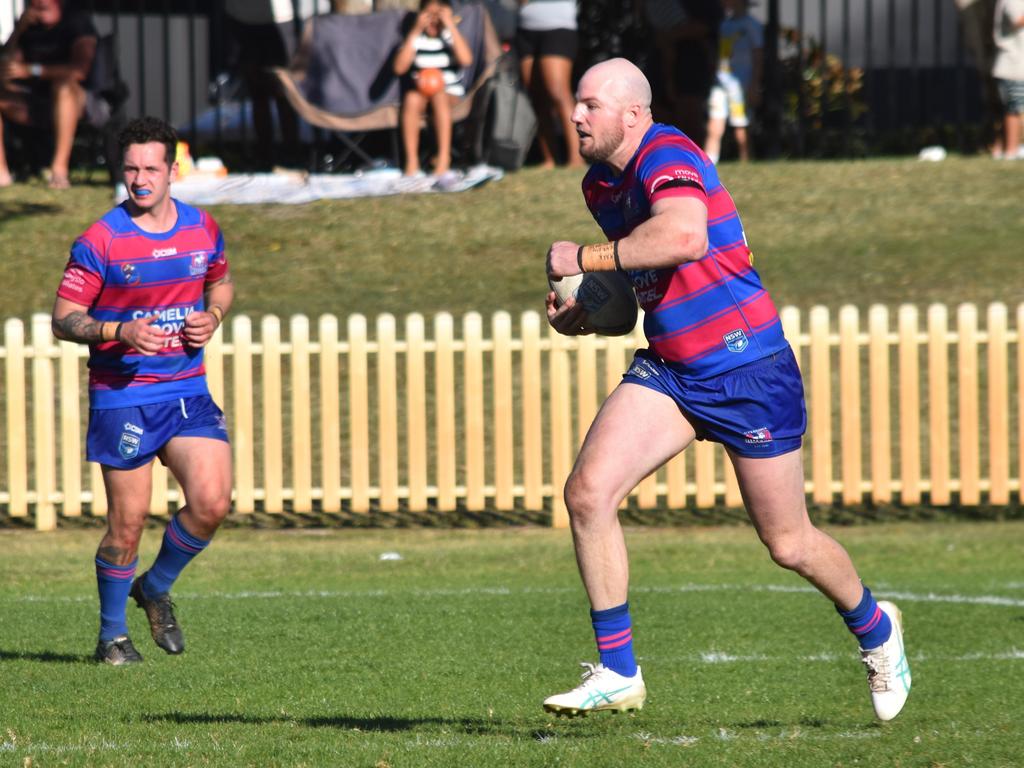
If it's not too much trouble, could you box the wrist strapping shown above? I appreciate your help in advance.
[577,240,622,272]
[100,321,120,342]
[208,305,224,324]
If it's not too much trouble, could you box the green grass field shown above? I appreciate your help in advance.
[2,522,1023,767]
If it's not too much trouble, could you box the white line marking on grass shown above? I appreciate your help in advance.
[645,648,1024,664]
[699,651,769,664]
[8,583,1024,608]
[633,729,882,747]
[0,736,203,757]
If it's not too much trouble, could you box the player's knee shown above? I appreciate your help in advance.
[104,521,146,556]
[564,468,606,521]
[189,490,232,526]
[764,533,809,573]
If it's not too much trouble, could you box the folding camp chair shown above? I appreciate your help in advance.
[270,2,503,170]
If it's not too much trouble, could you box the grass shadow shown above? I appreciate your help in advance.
[0,648,91,663]
[142,711,589,739]
[143,711,500,733]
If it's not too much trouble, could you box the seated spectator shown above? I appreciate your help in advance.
[393,0,473,176]
[516,0,582,169]
[0,0,97,188]
[705,0,763,163]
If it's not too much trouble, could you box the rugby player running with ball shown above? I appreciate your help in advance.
[542,58,911,721]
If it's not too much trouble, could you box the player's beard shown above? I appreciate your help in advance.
[580,123,625,163]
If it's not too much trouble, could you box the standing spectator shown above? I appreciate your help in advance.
[636,0,722,146]
[993,0,1024,159]
[517,0,582,168]
[51,116,234,665]
[393,0,473,176]
[956,0,1002,156]
[704,0,763,163]
[224,0,302,169]
[0,0,96,188]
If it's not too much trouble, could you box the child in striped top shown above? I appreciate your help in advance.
[393,0,473,176]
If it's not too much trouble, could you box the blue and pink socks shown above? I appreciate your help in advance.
[141,514,210,598]
[838,584,892,650]
[96,556,137,641]
[591,602,638,677]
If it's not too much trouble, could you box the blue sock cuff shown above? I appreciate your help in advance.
[838,584,892,649]
[168,514,209,552]
[95,556,138,581]
[590,602,630,622]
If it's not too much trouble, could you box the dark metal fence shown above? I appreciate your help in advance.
[0,0,996,166]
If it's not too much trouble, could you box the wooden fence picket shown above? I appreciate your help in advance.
[232,315,255,514]
[988,303,1009,505]
[32,315,56,530]
[492,312,514,511]
[405,314,428,512]
[521,312,543,512]
[958,304,981,505]
[868,305,892,503]
[928,304,951,504]
[434,313,456,512]
[839,306,862,505]
[464,313,486,512]
[898,305,922,504]
[5,318,28,517]
[319,314,341,513]
[348,314,370,513]
[291,314,313,512]
[376,314,398,513]
[59,340,82,517]
[809,306,833,504]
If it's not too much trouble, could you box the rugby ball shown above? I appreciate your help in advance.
[549,271,638,336]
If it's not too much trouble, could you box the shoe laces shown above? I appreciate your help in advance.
[152,594,178,627]
[860,645,892,692]
[574,661,611,690]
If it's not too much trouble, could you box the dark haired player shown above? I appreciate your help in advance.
[542,59,910,721]
[52,116,233,664]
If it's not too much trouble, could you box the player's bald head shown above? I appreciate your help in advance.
[579,58,652,113]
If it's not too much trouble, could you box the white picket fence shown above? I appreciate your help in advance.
[1,302,1020,530]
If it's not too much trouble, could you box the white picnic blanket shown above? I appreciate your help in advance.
[114,164,503,205]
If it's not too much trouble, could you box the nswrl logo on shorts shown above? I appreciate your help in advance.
[629,357,660,380]
[118,422,144,460]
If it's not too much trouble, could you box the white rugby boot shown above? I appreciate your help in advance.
[860,600,911,721]
[543,662,646,716]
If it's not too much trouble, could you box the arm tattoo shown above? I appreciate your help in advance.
[204,270,233,306]
[54,310,103,344]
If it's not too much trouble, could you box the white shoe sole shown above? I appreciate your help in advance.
[543,689,647,717]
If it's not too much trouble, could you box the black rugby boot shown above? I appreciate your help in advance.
[130,572,185,654]
[94,635,143,665]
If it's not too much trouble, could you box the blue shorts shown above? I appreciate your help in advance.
[622,346,807,458]
[86,395,229,469]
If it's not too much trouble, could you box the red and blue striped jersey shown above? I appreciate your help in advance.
[582,123,788,378]
[56,199,228,408]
